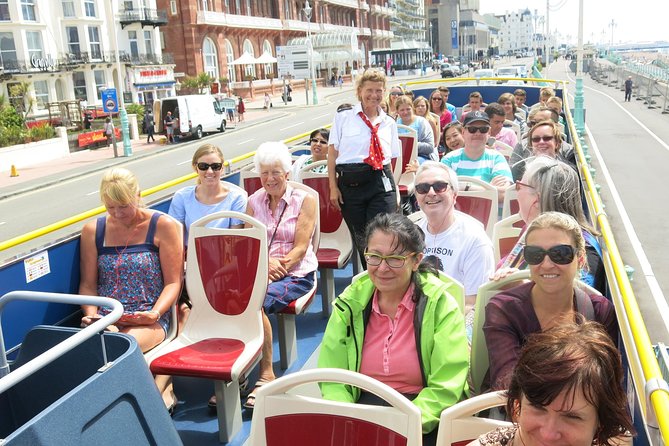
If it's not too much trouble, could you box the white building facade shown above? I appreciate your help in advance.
[496,9,532,55]
[0,0,174,120]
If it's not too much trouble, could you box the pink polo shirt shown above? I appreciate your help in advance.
[359,283,423,395]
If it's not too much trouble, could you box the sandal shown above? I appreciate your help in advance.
[243,377,274,410]
[208,377,249,409]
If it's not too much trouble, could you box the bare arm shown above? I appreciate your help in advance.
[79,220,100,323]
[246,201,286,281]
[280,194,317,272]
[327,144,342,209]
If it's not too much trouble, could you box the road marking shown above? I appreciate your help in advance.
[0,221,6,226]
[177,159,191,166]
[237,138,255,145]
[586,126,669,333]
[86,190,99,196]
[312,113,330,120]
[280,122,304,131]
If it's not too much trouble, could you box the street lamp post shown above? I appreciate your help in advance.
[429,22,433,56]
[574,0,585,134]
[303,1,318,106]
[107,0,132,157]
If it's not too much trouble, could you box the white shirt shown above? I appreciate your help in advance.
[417,211,495,296]
[328,102,400,165]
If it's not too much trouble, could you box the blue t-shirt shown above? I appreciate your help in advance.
[441,148,513,183]
[168,185,247,243]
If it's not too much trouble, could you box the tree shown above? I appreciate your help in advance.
[181,72,215,94]
[8,82,34,124]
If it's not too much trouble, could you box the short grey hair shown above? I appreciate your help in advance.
[253,141,292,173]
[415,161,459,192]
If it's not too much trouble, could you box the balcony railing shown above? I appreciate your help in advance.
[119,8,168,28]
[118,52,174,65]
[370,4,393,16]
[197,11,283,30]
[322,0,359,8]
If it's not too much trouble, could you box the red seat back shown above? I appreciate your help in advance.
[302,177,343,234]
[398,134,415,174]
[194,235,261,315]
[243,176,263,196]
[455,196,494,229]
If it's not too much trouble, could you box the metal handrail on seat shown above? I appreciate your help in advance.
[0,291,122,392]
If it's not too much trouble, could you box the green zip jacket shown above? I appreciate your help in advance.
[317,271,469,434]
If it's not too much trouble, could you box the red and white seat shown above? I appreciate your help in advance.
[455,176,499,238]
[490,139,514,164]
[276,181,320,369]
[435,391,510,446]
[249,368,423,446]
[240,163,263,196]
[491,213,524,264]
[501,183,519,219]
[299,160,353,318]
[149,211,268,442]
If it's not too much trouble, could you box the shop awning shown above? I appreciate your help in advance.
[133,81,176,89]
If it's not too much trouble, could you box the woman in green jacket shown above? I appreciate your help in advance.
[318,213,469,445]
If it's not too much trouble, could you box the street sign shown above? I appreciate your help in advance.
[102,88,119,114]
[276,45,310,79]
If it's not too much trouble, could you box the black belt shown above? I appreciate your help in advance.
[336,163,391,174]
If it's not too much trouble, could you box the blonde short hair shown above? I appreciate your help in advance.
[100,167,140,206]
[355,69,386,101]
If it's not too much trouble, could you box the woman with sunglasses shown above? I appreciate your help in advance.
[413,96,441,148]
[484,212,617,391]
[496,156,605,293]
[428,89,452,130]
[291,128,330,182]
[319,212,469,446]
[387,85,405,119]
[168,143,247,243]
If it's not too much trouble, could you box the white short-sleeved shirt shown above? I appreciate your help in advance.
[417,211,495,296]
[328,102,400,165]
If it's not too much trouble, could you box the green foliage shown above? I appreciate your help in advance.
[27,122,56,141]
[181,72,215,93]
[0,105,24,128]
[0,125,24,147]
[126,103,145,125]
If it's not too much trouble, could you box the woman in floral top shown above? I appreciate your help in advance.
[291,128,329,181]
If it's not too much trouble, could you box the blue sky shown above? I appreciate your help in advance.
[479,0,668,45]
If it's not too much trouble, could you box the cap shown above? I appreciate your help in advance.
[463,110,490,126]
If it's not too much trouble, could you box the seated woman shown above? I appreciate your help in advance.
[472,321,634,446]
[387,85,405,119]
[413,96,441,148]
[485,212,617,391]
[290,128,329,181]
[318,213,469,446]
[439,121,465,158]
[429,89,451,130]
[510,120,575,180]
[245,141,318,408]
[395,95,436,163]
[497,92,527,136]
[79,168,183,409]
[497,156,606,294]
[169,143,246,243]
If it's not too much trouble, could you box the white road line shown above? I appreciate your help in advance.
[563,65,669,328]
[0,221,6,226]
[279,122,304,131]
[86,190,98,196]
[311,113,330,120]
[586,126,669,332]
[237,138,255,145]
[177,159,191,166]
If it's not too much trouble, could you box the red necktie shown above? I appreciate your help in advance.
[357,111,384,170]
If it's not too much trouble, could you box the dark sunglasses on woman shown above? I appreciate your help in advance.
[523,244,576,265]
[197,162,223,171]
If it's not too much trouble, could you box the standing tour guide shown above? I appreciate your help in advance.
[328,69,400,266]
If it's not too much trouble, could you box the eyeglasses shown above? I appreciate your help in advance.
[197,162,223,171]
[514,180,534,191]
[390,92,403,96]
[465,126,490,134]
[523,244,576,265]
[310,138,328,144]
[364,252,416,268]
[530,135,555,143]
[415,181,449,194]
[431,97,443,101]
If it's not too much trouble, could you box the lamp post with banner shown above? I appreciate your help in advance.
[106,0,132,157]
[303,1,318,105]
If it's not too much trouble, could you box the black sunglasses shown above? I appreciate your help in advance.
[523,244,576,265]
[415,181,449,194]
[197,162,223,171]
[465,126,490,134]
[310,138,328,144]
[531,135,554,143]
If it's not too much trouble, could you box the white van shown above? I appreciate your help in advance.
[154,94,226,140]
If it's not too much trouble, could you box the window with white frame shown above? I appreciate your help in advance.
[202,37,219,78]
[0,32,17,71]
[61,1,74,17]
[225,39,235,82]
[223,0,229,12]
[244,0,251,14]
[84,0,95,17]
[234,0,240,14]
[0,0,10,21]
[26,31,43,61]
[66,27,80,56]
[201,0,208,11]
[33,80,49,109]
[94,70,105,100]
[262,40,273,75]
[128,30,139,58]
[144,30,154,56]
[88,26,101,59]
[170,0,176,14]
[72,72,87,100]
[242,39,255,78]
[124,1,133,10]
[21,0,36,21]
[284,0,291,19]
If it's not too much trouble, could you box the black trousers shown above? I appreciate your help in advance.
[625,89,632,101]
[337,163,398,267]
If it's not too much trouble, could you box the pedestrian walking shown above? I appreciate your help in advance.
[103,117,114,147]
[624,76,633,102]
[337,75,343,89]
[237,97,245,122]
[164,111,174,143]
[144,111,155,143]
[263,92,271,111]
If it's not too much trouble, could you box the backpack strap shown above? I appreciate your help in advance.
[574,287,595,320]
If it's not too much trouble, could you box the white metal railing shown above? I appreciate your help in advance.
[197,11,283,30]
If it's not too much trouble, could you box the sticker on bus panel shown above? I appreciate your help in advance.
[24,251,51,283]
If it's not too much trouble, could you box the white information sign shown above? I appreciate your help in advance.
[24,250,51,283]
[277,45,311,79]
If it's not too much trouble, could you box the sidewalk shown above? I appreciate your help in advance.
[0,71,439,200]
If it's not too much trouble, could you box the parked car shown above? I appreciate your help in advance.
[153,94,226,140]
[440,63,456,78]
[512,64,529,79]
[473,68,495,85]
